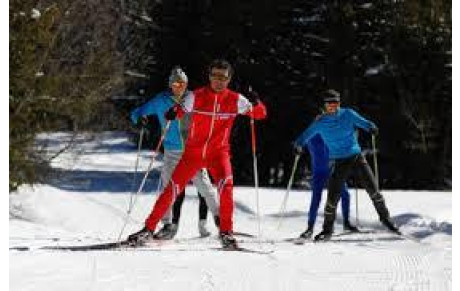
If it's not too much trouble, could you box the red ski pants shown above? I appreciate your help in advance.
[145,149,234,233]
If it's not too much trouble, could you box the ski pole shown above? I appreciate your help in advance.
[117,121,171,241]
[371,134,379,190]
[250,114,262,239]
[355,182,359,227]
[132,120,171,206]
[277,153,300,230]
[127,127,145,213]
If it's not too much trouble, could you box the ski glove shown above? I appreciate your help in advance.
[140,116,148,126]
[246,90,261,106]
[135,116,148,129]
[369,127,379,135]
[165,107,177,120]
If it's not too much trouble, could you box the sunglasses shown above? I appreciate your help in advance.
[209,73,230,81]
[171,81,186,88]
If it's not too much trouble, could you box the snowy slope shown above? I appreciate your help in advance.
[9,132,452,291]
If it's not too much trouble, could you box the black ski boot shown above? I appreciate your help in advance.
[343,220,360,232]
[299,226,314,239]
[127,227,154,245]
[154,223,178,240]
[380,217,401,235]
[220,232,238,249]
[314,230,333,242]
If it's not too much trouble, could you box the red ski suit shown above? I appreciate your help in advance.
[145,86,267,232]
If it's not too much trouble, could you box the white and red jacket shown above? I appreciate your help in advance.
[175,86,267,157]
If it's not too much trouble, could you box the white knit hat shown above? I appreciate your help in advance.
[168,66,188,86]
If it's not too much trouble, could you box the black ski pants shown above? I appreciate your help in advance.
[322,153,390,232]
[171,191,208,224]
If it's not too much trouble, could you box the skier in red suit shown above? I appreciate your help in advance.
[128,59,267,248]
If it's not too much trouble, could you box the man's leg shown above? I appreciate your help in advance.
[197,192,211,237]
[144,152,202,232]
[354,154,389,219]
[160,151,183,225]
[320,156,356,236]
[172,192,185,225]
[340,182,359,231]
[207,152,234,234]
[354,154,399,233]
[198,193,209,221]
[191,169,219,222]
[308,172,328,228]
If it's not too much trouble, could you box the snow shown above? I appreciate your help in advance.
[31,9,41,19]
[365,64,386,76]
[9,132,452,291]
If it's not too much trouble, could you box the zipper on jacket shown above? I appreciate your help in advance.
[202,94,218,159]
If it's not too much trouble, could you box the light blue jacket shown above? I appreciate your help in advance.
[130,90,189,151]
[295,108,376,159]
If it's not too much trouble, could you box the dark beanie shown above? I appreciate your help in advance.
[323,89,341,103]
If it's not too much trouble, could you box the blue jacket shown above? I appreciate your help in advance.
[306,134,330,174]
[130,90,188,151]
[295,108,376,159]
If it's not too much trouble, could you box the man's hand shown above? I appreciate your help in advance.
[246,89,261,106]
[135,116,148,128]
[165,107,177,120]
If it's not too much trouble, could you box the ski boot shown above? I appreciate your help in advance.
[198,219,211,237]
[343,220,360,232]
[154,223,178,240]
[219,232,238,249]
[380,217,401,235]
[127,226,154,245]
[299,226,314,239]
[314,230,333,242]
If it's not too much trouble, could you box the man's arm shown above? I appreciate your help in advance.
[130,94,161,124]
[294,122,318,149]
[347,109,377,132]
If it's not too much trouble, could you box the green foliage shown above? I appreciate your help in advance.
[9,0,125,192]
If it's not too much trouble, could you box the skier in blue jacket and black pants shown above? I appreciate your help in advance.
[294,89,400,241]
[295,133,359,239]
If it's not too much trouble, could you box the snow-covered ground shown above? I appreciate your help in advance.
[9,132,452,291]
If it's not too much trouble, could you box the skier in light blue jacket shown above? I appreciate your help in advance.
[293,89,400,241]
[130,67,219,239]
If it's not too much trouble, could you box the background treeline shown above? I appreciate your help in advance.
[10,0,451,191]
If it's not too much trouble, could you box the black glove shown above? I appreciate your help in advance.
[369,127,379,135]
[293,144,304,155]
[164,107,177,120]
[246,90,261,106]
[135,116,148,128]
[140,116,148,126]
